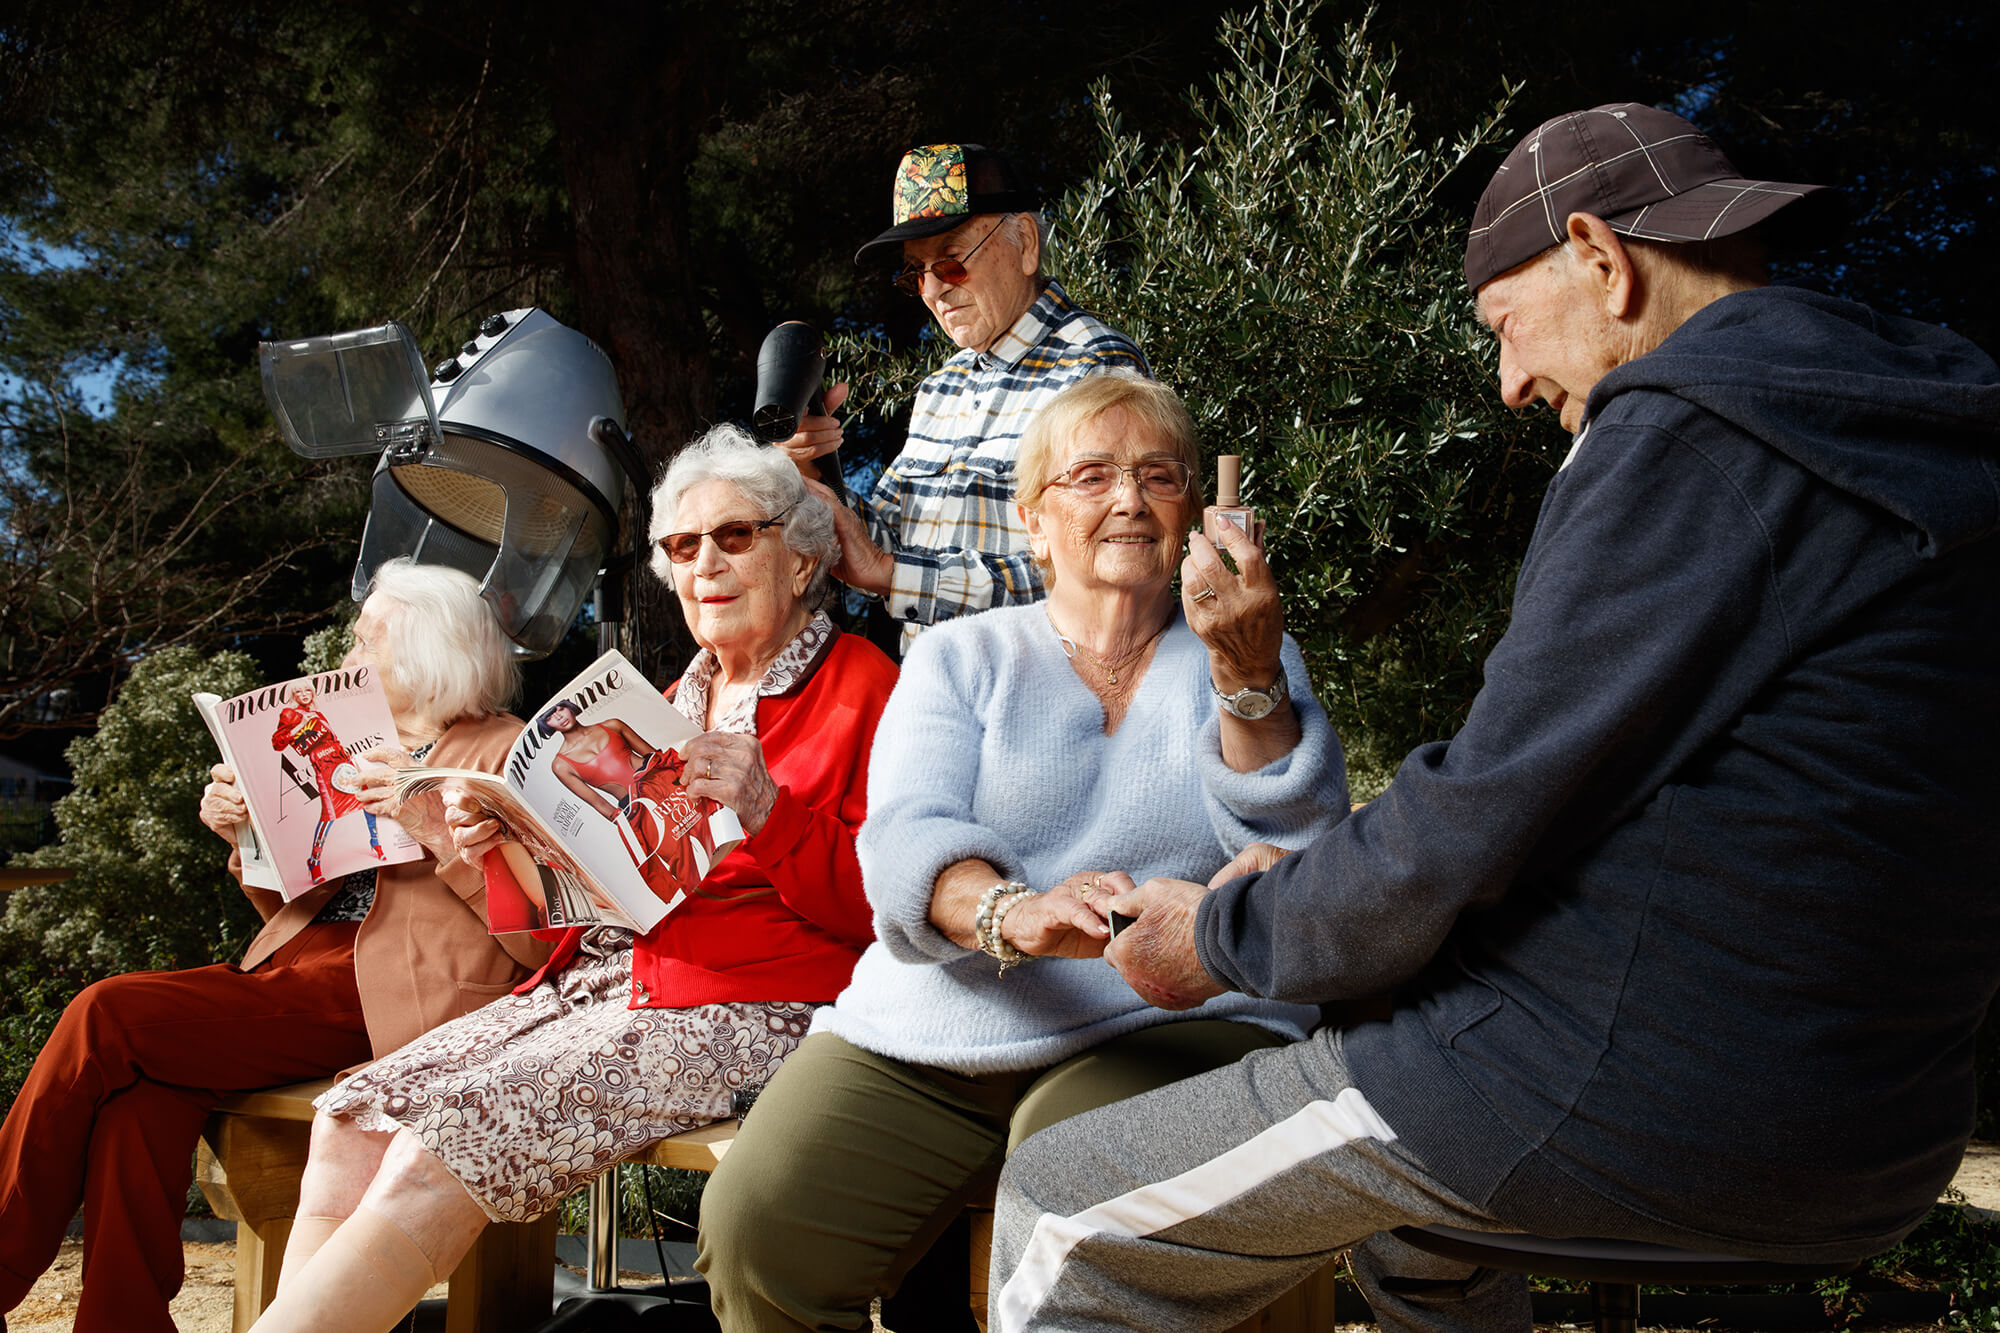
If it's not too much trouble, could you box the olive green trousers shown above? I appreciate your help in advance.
[695,1020,1281,1332]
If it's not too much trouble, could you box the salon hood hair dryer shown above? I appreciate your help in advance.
[752,320,845,503]
[258,309,649,660]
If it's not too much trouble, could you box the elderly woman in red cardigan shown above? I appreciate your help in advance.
[249,426,898,1333]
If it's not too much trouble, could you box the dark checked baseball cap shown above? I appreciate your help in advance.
[854,143,1037,267]
[1464,103,1835,292]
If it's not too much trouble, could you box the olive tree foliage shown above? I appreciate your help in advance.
[831,2,1569,792]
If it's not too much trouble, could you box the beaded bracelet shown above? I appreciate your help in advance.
[986,887,1036,975]
[973,880,1036,972]
[973,881,1018,957]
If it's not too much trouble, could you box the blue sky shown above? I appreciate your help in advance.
[0,222,124,422]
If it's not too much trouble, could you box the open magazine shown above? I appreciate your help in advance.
[393,650,744,936]
[193,669,423,899]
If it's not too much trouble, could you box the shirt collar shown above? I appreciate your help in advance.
[671,611,840,735]
[976,279,1068,369]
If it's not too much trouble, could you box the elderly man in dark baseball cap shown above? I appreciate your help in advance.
[982,103,2000,1333]
[775,143,1147,656]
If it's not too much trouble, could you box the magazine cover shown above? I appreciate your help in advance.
[396,650,744,935]
[192,668,422,899]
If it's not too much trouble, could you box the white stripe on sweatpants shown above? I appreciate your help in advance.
[995,1087,1397,1332]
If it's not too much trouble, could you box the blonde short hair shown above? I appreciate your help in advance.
[1014,369,1204,511]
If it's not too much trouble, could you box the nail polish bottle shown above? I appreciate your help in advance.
[1203,455,1263,547]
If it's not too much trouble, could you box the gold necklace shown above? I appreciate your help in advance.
[1045,608,1169,686]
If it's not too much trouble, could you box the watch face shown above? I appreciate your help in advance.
[1228,690,1275,720]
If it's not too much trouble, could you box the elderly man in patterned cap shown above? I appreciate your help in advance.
[982,103,2000,1333]
[778,143,1147,654]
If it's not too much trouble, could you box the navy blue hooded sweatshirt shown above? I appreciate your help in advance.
[1197,286,2000,1258]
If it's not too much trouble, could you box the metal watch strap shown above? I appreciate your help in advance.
[1212,672,1288,720]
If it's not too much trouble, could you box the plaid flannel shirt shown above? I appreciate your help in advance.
[863,280,1148,653]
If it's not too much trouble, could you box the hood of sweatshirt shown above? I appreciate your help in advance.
[1587,286,2000,558]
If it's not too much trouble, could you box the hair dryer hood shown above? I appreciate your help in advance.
[260,309,629,660]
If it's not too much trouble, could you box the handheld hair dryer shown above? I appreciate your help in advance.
[753,320,844,502]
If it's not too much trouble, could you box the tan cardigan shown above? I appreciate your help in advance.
[234,711,550,1057]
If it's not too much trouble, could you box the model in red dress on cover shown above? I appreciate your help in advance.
[272,683,382,882]
[538,702,712,896]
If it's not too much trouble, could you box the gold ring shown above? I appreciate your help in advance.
[1193,585,1218,602]
[705,761,715,780]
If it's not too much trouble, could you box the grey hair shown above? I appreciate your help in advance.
[361,557,520,720]
[647,423,839,608]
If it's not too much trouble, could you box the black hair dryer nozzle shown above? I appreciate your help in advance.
[753,321,843,502]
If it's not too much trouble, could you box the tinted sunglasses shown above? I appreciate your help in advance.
[657,503,794,563]
[891,218,1008,296]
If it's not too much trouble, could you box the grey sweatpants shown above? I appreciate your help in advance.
[990,1027,1532,1333]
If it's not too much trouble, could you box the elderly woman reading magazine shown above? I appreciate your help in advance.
[0,558,544,1333]
[698,370,1350,1331]
[246,428,898,1333]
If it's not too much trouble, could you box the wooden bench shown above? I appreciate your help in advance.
[199,1081,1334,1333]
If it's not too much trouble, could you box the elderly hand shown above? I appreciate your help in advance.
[1207,841,1291,888]
[1104,877,1228,1011]
[442,787,510,869]
[805,478,894,597]
[678,732,781,837]
[1000,871,1120,960]
[354,744,449,850]
[772,382,850,477]
[1181,523,1284,696]
[198,763,247,848]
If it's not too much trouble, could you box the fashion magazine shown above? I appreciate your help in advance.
[393,650,745,934]
[193,668,423,899]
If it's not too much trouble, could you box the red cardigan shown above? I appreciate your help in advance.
[517,629,897,1008]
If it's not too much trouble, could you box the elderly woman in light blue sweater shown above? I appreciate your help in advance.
[698,370,1348,1333]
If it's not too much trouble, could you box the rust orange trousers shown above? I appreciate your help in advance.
[0,922,373,1333]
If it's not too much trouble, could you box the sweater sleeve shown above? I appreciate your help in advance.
[856,630,1026,964]
[1197,413,1790,1001]
[1193,634,1349,853]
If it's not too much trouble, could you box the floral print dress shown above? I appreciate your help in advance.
[315,614,839,1224]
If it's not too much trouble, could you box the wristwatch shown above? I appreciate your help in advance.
[1212,673,1288,720]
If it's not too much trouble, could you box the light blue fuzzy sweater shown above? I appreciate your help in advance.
[815,603,1348,1074]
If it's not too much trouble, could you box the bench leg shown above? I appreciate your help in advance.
[199,1116,313,1333]
[967,1205,994,1332]
[445,1214,560,1333]
[230,1216,292,1333]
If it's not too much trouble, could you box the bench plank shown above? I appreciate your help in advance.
[213,1078,336,1123]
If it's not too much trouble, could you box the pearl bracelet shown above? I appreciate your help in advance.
[973,880,1034,973]
[973,881,1015,955]
[988,888,1035,973]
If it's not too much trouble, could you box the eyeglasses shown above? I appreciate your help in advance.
[657,504,794,563]
[1042,459,1194,500]
[891,218,1007,296]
